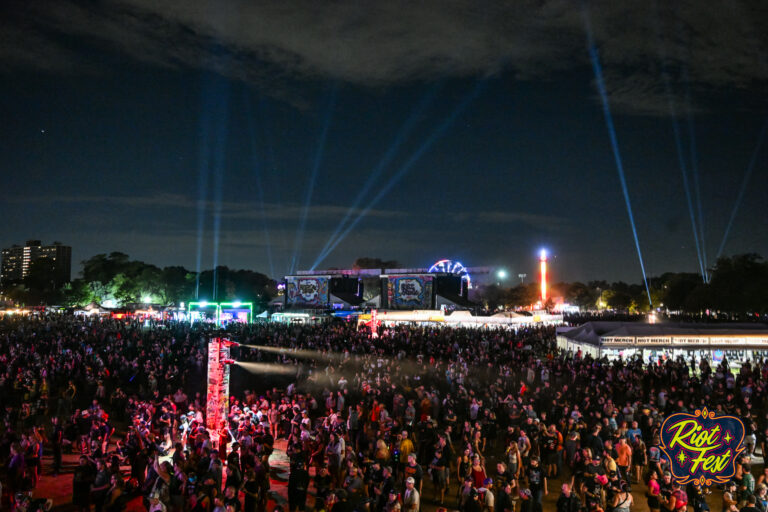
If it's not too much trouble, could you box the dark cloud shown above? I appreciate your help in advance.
[1,0,766,114]
[8,193,408,224]
[453,211,569,231]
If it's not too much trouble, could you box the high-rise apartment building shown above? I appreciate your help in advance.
[1,240,72,286]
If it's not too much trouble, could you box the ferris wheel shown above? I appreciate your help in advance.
[428,259,472,288]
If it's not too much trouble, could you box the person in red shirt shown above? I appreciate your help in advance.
[370,399,382,424]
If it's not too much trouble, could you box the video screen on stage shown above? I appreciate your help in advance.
[387,275,433,309]
[286,276,330,306]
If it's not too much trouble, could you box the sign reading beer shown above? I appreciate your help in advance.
[660,408,745,486]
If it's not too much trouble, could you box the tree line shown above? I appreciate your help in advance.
[472,253,768,315]
[4,252,768,315]
[3,252,277,308]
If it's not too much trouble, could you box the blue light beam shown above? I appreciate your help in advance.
[290,85,338,274]
[583,7,652,307]
[716,117,768,259]
[312,80,485,269]
[663,76,706,280]
[312,84,442,270]
[684,74,708,280]
[194,79,216,299]
[651,2,705,281]
[210,80,232,300]
[257,98,290,276]
[244,90,276,279]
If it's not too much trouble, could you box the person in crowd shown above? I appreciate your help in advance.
[289,461,310,512]
[610,481,633,512]
[556,483,580,512]
[403,477,420,512]
[72,455,96,512]
[2,314,768,512]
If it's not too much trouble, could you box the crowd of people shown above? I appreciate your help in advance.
[1,314,768,512]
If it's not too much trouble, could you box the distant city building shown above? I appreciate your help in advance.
[1,240,72,286]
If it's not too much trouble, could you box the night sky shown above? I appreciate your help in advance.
[1,1,767,283]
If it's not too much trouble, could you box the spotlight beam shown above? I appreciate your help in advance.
[239,344,345,362]
[291,84,338,274]
[194,143,211,301]
[667,86,706,281]
[666,92,705,280]
[210,80,232,301]
[651,3,705,281]
[312,84,442,270]
[240,344,505,385]
[685,82,708,280]
[257,98,290,276]
[717,117,768,259]
[312,80,485,268]
[244,90,276,279]
[233,361,298,376]
[194,79,216,299]
[583,6,652,307]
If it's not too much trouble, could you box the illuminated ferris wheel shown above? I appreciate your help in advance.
[429,259,472,289]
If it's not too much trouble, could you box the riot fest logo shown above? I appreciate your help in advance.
[660,408,745,486]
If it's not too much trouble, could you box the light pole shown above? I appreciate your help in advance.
[518,273,527,285]
[539,249,548,303]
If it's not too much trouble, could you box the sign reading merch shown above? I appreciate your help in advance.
[387,275,433,309]
[286,276,330,306]
[660,408,745,486]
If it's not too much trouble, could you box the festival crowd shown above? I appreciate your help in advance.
[1,314,768,512]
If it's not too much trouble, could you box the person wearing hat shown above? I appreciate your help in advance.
[722,481,739,512]
[458,476,475,511]
[517,488,532,512]
[376,465,396,507]
[465,488,483,512]
[403,477,420,512]
[661,480,688,511]
[659,471,674,502]
[481,477,495,512]
[383,488,402,512]
[227,442,241,472]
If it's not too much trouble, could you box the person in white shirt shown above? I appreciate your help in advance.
[403,477,420,512]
